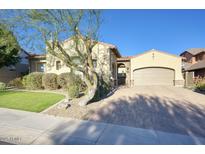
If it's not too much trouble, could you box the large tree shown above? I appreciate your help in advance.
[0,24,20,68]
[0,10,102,106]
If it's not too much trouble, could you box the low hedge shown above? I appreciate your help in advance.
[57,72,86,90]
[0,82,6,91]
[68,82,80,99]
[22,72,43,90]
[194,77,205,91]
[57,73,70,89]
[20,72,86,93]
[195,83,205,91]
[65,73,85,99]
[8,77,23,88]
[42,73,58,90]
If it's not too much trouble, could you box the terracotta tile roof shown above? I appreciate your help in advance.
[186,60,205,71]
[117,56,132,61]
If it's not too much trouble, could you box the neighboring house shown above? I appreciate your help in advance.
[180,48,205,86]
[180,48,205,77]
[0,49,29,83]
[117,49,184,87]
[29,39,121,87]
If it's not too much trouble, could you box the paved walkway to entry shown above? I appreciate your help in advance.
[0,108,205,145]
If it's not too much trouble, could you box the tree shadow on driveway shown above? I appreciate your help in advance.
[34,94,205,145]
[83,94,205,138]
[43,94,205,145]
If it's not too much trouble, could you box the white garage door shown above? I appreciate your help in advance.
[133,67,174,86]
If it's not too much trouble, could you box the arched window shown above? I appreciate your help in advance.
[117,63,126,74]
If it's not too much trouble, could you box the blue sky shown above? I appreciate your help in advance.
[99,10,205,56]
[5,9,204,56]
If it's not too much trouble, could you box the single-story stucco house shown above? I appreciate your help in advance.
[28,38,184,87]
[0,49,29,83]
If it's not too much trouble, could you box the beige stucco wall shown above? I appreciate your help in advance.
[91,43,112,79]
[130,50,184,87]
[45,41,118,85]
[46,54,71,75]
[46,43,111,75]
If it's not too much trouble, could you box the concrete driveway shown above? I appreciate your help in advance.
[87,86,205,138]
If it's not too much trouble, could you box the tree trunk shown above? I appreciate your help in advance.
[78,72,98,106]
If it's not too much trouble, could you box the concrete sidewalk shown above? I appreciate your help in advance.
[0,108,205,145]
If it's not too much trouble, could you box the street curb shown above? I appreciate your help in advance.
[40,99,66,113]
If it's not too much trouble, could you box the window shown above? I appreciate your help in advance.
[56,61,61,70]
[37,63,46,72]
[196,55,201,61]
[195,53,205,62]
[92,59,97,68]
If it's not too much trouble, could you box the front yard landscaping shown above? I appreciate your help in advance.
[0,91,65,112]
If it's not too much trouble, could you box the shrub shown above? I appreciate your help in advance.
[194,77,205,91]
[72,74,86,91]
[57,72,86,91]
[22,75,28,88]
[66,73,86,99]
[8,77,23,88]
[57,73,70,89]
[42,73,58,90]
[22,72,43,89]
[67,82,80,99]
[0,82,6,91]
[91,77,111,102]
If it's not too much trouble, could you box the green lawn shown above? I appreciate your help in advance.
[0,91,65,112]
